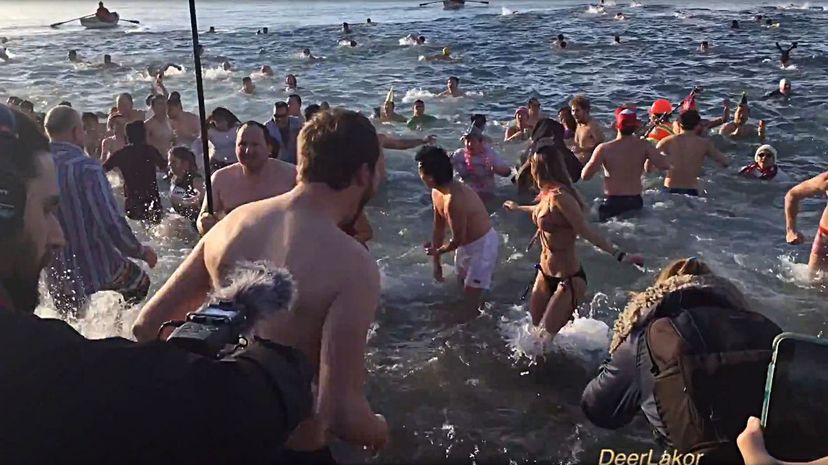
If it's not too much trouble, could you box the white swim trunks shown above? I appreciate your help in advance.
[454,228,499,290]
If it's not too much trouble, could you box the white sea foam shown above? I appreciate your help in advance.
[401,88,438,103]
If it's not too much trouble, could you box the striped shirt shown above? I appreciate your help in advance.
[46,142,144,299]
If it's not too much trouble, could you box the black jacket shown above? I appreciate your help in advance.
[0,308,313,465]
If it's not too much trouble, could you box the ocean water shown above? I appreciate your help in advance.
[3,0,828,463]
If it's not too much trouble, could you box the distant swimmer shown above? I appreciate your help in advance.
[342,22,352,34]
[285,73,298,89]
[221,61,233,71]
[418,146,500,309]
[655,109,729,196]
[740,144,783,181]
[407,100,438,129]
[67,50,82,63]
[765,18,780,27]
[784,170,828,277]
[259,65,273,76]
[582,107,670,222]
[755,14,763,22]
[570,95,605,165]
[505,107,532,142]
[552,34,567,49]
[527,97,547,129]
[147,63,182,76]
[719,93,765,141]
[256,27,269,35]
[613,35,621,45]
[699,40,710,53]
[614,12,626,20]
[439,76,464,97]
[776,41,797,67]
[206,26,216,33]
[731,19,740,29]
[301,48,321,60]
[196,122,297,236]
[116,93,146,123]
[102,54,120,69]
[403,34,427,45]
[338,39,358,47]
[765,78,792,100]
[426,47,455,61]
[0,47,8,62]
[367,18,373,24]
[241,76,255,95]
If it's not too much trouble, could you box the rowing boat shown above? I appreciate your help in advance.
[80,13,120,29]
[443,0,465,10]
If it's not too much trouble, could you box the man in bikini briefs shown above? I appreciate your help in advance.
[418,146,499,307]
[582,107,670,222]
[785,170,828,278]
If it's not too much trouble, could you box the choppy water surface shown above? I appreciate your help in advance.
[3,0,828,462]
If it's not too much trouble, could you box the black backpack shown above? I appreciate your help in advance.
[644,287,782,457]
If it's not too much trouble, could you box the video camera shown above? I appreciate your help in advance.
[160,261,295,359]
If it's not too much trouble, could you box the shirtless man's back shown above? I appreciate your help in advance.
[657,110,729,196]
[582,108,670,221]
[133,110,389,461]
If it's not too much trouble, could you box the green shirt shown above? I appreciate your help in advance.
[407,114,438,130]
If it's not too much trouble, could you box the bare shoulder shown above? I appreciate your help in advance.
[268,157,297,174]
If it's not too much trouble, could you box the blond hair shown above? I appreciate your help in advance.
[655,258,712,284]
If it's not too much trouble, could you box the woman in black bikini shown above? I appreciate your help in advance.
[504,136,643,337]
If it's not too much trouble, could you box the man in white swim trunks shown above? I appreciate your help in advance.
[417,146,499,310]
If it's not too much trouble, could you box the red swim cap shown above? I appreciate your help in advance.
[615,107,639,129]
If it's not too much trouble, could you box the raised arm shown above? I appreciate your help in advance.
[317,255,388,449]
[581,143,605,181]
[785,171,828,244]
[132,240,212,341]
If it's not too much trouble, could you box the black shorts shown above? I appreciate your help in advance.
[277,447,336,465]
[663,187,700,196]
[598,195,644,222]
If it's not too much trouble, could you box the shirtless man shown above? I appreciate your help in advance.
[100,113,127,162]
[785,171,828,278]
[418,146,499,307]
[115,93,145,123]
[439,76,464,98]
[144,95,175,156]
[241,77,255,95]
[571,95,606,165]
[719,103,766,141]
[166,96,201,147]
[132,110,388,460]
[81,112,105,160]
[196,121,297,236]
[581,107,670,222]
[102,54,120,69]
[655,110,729,196]
[377,100,407,123]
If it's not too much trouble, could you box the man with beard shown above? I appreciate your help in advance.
[570,95,606,164]
[133,110,389,462]
[0,103,313,464]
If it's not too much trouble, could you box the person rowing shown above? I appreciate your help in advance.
[95,2,117,23]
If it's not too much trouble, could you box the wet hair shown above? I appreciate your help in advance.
[273,101,289,113]
[58,101,72,107]
[415,145,453,186]
[44,105,79,138]
[349,40,357,47]
[656,258,712,285]
[731,19,739,28]
[570,95,590,112]
[20,101,34,113]
[104,54,112,61]
[557,34,565,41]
[558,107,577,132]
[560,40,568,49]
[117,92,134,105]
[448,76,460,85]
[530,118,583,208]
[614,35,621,42]
[385,100,395,109]
[765,18,773,25]
[319,101,330,110]
[207,107,240,128]
[414,99,425,106]
[262,27,268,34]
[242,76,252,84]
[297,109,380,190]
[170,146,198,172]
[0,105,51,192]
[679,110,701,130]
[81,112,98,124]
[470,113,486,129]
[125,120,147,145]
[304,104,321,122]
[7,96,21,106]
[288,94,302,106]
[701,40,709,47]
[418,35,426,43]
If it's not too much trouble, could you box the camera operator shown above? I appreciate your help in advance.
[0,103,313,465]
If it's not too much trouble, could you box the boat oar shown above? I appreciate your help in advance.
[419,1,443,6]
[121,19,141,24]
[466,1,490,4]
[50,15,93,28]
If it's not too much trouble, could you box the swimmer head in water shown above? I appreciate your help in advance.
[614,35,621,44]
[302,48,312,57]
[755,144,778,170]
[286,74,298,88]
[342,22,351,33]
[699,40,709,52]
[470,114,487,130]
[68,50,78,62]
[208,26,216,33]
[779,78,791,96]
[417,36,426,44]
[441,47,451,57]
[731,20,739,28]
[260,65,273,76]
[103,54,112,64]
[349,40,357,47]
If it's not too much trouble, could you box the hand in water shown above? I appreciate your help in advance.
[422,134,437,145]
[622,254,645,266]
[141,245,158,268]
[503,200,519,211]
[786,230,804,245]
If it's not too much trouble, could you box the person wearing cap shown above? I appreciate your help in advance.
[571,95,606,165]
[765,79,792,100]
[427,47,455,62]
[378,100,407,123]
[417,145,500,309]
[655,110,730,197]
[644,99,675,144]
[582,107,670,222]
[406,100,438,130]
[740,145,785,181]
[450,125,512,203]
[719,93,766,141]
[505,107,531,142]
[784,170,828,278]
[439,76,464,98]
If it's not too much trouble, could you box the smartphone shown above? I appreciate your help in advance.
[761,332,828,462]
